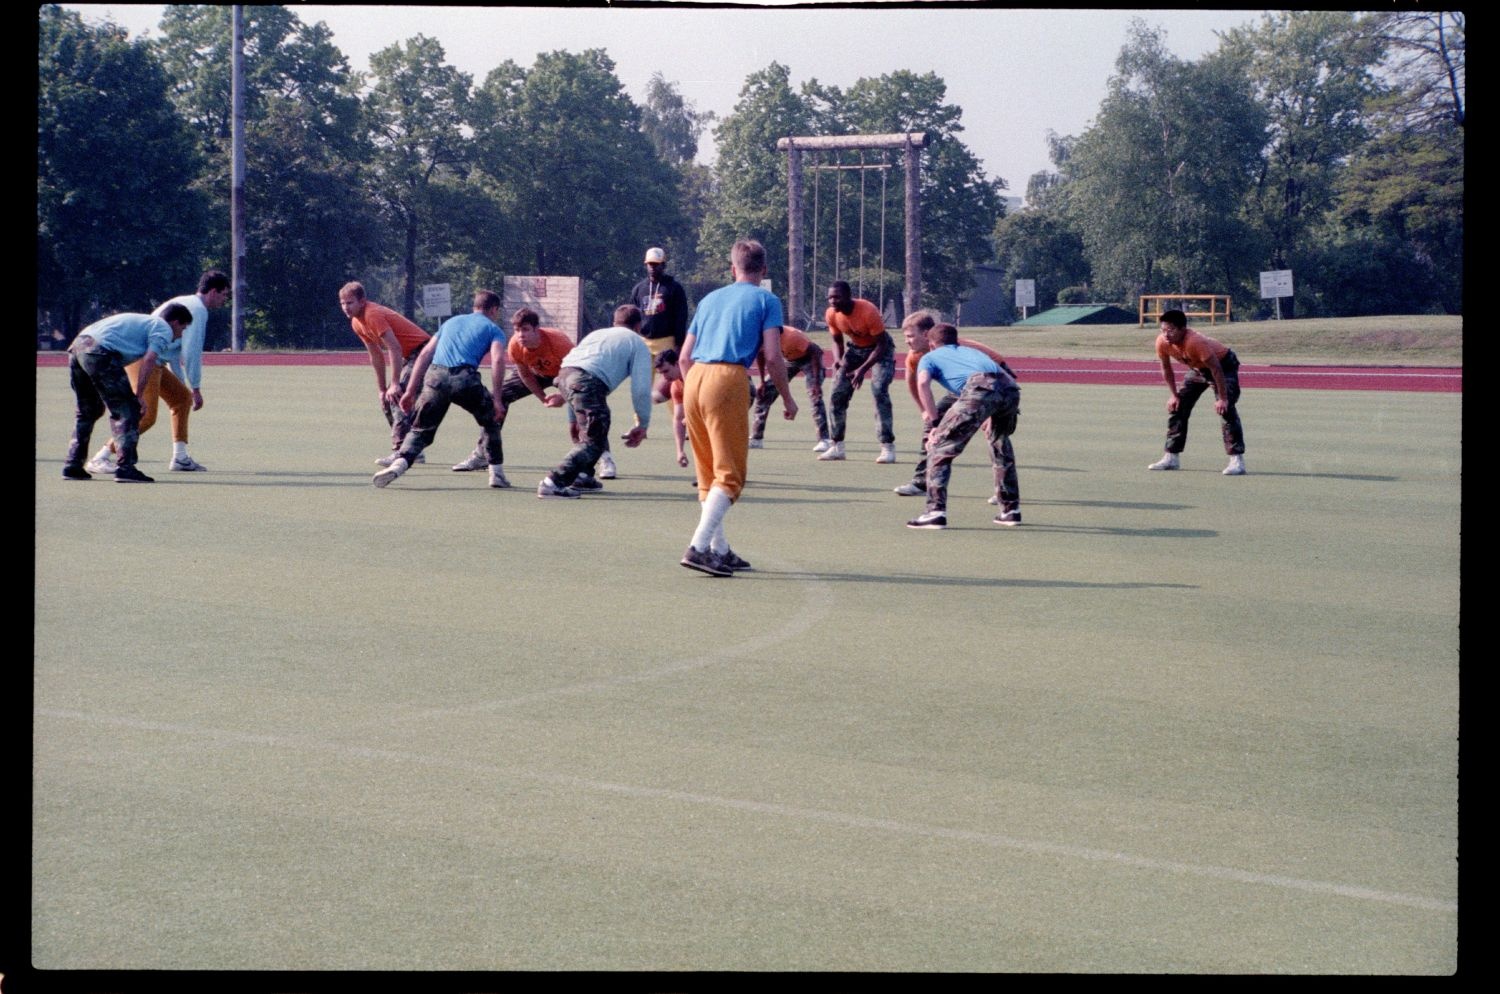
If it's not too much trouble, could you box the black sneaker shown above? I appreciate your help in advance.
[572,474,604,492]
[62,465,91,480]
[906,510,946,530]
[720,549,752,571]
[114,465,155,483]
[680,545,732,576]
[537,477,581,499]
[993,510,1022,527]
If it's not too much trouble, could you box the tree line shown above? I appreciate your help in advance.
[995,12,1463,318]
[39,7,1462,349]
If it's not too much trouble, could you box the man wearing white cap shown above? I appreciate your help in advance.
[625,246,691,479]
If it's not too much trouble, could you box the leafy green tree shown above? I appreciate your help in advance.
[1220,12,1384,317]
[1067,21,1267,306]
[38,5,208,338]
[992,133,1091,316]
[363,35,474,320]
[471,49,686,321]
[155,5,378,346]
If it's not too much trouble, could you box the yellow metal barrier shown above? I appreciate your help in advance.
[1139,294,1232,327]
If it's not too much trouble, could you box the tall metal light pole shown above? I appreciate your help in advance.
[230,6,246,351]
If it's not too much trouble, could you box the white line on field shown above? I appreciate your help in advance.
[389,552,837,722]
[37,704,1455,915]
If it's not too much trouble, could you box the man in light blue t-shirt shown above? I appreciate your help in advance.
[907,323,1021,530]
[64,305,193,483]
[372,290,511,490]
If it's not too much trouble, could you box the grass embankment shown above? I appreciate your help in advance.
[956,315,1462,366]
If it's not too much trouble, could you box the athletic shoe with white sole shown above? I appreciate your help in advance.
[537,477,581,499]
[812,438,831,453]
[993,509,1022,526]
[452,451,487,472]
[169,455,207,472]
[1147,453,1180,471]
[817,441,846,461]
[571,474,604,492]
[906,510,947,530]
[488,465,511,489]
[372,456,409,488]
[85,448,117,475]
[876,443,896,464]
[893,481,924,496]
[598,452,617,479]
[748,437,764,449]
[114,465,154,483]
[1223,454,1246,475]
[376,452,424,467]
[680,545,732,576]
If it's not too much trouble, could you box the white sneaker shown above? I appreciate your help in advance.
[376,452,424,467]
[893,482,925,496]
[85,447,117,475]
[987,494,1000,505]
[488,465,511,488]
[817,441,846,461]
[169,454,207,472]
[1223,454,1246,476]
[812,439,831,453]
[1147,453,1180,471]
[876,443,896,464]
[537,476,581,499]
[372,456,409,488]
[748,438,764,449]
[598,452,617,479]
[452,451,487,472]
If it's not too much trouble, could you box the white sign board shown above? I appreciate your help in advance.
[1259,270,1294,299]
[1014,279,1036,308]
[420,283,452,318]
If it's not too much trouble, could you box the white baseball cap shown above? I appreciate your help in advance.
[644,247,667,264]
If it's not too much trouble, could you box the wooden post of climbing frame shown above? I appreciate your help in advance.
[904,136,921,317]
[787,144,803,327]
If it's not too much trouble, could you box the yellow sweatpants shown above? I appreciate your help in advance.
[684,362,752,503]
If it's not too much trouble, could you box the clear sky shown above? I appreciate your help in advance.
[61,4,1269,202]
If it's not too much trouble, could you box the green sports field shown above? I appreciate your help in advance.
[33,364,1459,973]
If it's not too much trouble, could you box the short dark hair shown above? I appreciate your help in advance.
[1160,309,1187,329]
[198,270,230,294]
[473,289,501,312]
[931,323,959,346]
[161,303,193,326]
[614,304,643,329]
[828,280,851,297]
[653,348,679,370]
[511,307,540,328]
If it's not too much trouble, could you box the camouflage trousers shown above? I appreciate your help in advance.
[909,392,1019,514]
[397,364,503,466]
[828,334,896,444]
[925,372,1021,514]
[67,348,142,469]
[549,367,611,486]
[1166,350,1244,455]
[752,343,830,441]
[379,345,427,451]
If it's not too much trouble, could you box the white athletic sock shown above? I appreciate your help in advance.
[691,487,733,552]
[173,441,188,459]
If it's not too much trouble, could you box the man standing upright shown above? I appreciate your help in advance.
[632,247,690,358]
[821,281,896,463]
[338,281,432,466]
[677,239,797,576]
[85,270,229,475]
[536,305,655,499]
[372,290,510,490]
[63,304,192,483]
[1147,309,1247,476]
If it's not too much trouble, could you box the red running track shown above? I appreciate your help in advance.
[36,351,1461,393]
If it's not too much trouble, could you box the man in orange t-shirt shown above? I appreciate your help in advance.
[339,281,432,464]
[452,307,572,472]
[821,281,896,463]
[750,325,830,449]
[1147,309,1246,475]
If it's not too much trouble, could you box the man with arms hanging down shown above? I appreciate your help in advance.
[820,280,895,463]
[1147,309,1247,476]
[339,281,432,467]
